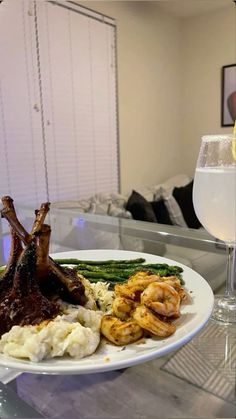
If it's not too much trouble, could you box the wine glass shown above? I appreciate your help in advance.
[193,134,236,323]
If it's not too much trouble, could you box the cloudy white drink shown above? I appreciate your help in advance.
[193,165,236,243]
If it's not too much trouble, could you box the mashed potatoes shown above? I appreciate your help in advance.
[0,278,115,362]
[0,306,102,362]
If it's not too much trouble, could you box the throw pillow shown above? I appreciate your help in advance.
[153,174,191,200]
[150,200,173,225]
[173,181,202,229]
[126,190,157,222]
[160,187,188,227]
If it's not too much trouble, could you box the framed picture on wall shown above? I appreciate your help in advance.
[221,64,236,127]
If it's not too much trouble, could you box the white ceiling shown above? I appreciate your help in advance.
[156,0,233,18]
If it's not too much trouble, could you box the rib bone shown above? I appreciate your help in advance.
[0,196,87,306]
[1,196,30,244]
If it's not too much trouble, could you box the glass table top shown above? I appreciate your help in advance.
[0,205,227,292]
[0,205,234,418]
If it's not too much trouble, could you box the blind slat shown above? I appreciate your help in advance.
[0,0,119,206]
[0,0,47,206]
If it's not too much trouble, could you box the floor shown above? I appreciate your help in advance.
[162,320,236,404]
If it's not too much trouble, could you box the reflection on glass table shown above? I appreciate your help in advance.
[1,205,226,293]
[0,205,234,418]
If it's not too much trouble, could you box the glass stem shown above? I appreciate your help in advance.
[225,244,236,299]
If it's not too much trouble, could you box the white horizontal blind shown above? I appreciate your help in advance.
[36,0,119,202]
[0,0,119,207]
[0,0,47,206]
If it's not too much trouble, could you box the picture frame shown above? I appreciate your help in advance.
[221,64,236,127]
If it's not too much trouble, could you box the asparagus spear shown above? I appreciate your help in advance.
[54,257,146,266]
[76,270,125,282]
[76,266,184,284]
[54,257,185,285]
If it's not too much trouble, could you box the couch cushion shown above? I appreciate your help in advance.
[150,200,173,225]
[173,181,202,229]
[126,190,157,222]
[87,202,109,215]
[108,203,132,218]
[109,193,129,209]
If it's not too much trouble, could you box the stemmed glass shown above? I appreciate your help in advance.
[193,133,236,323]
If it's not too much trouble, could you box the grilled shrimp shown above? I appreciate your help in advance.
[101,315,143,345]
[112,296,137,320]
[161,276,182,290]
[115,272,160,301]
[161,276,187,302]
[133,305,176,337]
[141,282,180,318]
[114,283,143,301]
[129,273,186,298]
[128,271,161,285]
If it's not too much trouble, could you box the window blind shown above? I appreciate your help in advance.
[0,0,47,206]
[0,0,119,206]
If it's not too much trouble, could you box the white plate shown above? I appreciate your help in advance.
[0,249,214,374]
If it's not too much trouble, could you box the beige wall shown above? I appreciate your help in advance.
[80,1,183,194]
[79,1,235,192]
[180,4,235,176]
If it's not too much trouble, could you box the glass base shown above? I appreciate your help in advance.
[211,295,236,324]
